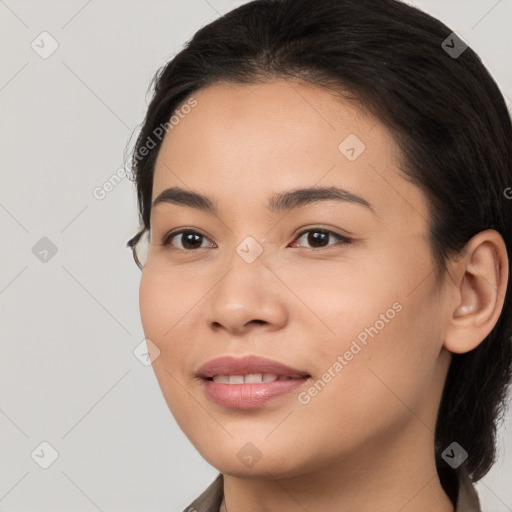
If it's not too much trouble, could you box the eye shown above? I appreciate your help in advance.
[161,229,215,250]
[290,228,351,249]
[160,227,351,251]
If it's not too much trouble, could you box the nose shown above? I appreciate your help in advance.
[206,249,288,336]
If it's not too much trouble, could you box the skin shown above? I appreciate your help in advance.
[138,79,508,512]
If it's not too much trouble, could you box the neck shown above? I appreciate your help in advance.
[219,421,454,512]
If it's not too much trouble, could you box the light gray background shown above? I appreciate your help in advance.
[1,0,511,510]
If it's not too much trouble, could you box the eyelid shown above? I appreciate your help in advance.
[294,224,351,238]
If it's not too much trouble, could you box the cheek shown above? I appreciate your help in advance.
[138,268,200,421]
[289,297,442,461]
[276,254,400,355]
[138,267,192,389]
[139,265,200,345]
[287,250,443,430]
[139,269,167,341]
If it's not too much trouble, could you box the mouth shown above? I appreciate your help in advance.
[204,373,309,384]
[196,355,311,409]
[197,354,310,380]
[201,375,311,409]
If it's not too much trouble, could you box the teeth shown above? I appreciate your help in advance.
[245,373,265,383]
[212,373,282,384]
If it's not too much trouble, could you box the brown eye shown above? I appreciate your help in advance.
[291,229,351,249]
[162,230,214,250]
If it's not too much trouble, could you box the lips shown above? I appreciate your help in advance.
[196,355,310,380]
[197,355,311,409]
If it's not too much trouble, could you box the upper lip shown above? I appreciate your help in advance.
[197,355,310,379]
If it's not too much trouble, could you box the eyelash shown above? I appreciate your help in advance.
[160,227,351,251]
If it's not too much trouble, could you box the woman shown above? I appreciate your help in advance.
[126,0,512,510]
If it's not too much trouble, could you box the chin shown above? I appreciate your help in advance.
[196,442,309,479]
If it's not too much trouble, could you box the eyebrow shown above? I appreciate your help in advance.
[152,185,375,215]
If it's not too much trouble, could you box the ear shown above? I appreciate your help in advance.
[444,229,509,354]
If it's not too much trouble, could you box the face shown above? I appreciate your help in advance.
[139,79,453,478]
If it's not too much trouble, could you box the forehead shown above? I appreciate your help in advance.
[151,79,429,228]
[156,79,371,171]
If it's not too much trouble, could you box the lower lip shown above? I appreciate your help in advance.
[201,377,310,409]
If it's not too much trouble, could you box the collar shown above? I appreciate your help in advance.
[183,467,481,512]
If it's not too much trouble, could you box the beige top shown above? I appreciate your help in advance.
[183,467,482,512]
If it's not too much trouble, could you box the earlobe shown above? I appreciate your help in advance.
[444,229,509,354]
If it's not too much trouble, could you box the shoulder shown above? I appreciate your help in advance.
[182,473,224,512]
[455,467,482,512]
[440,465,482,512]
